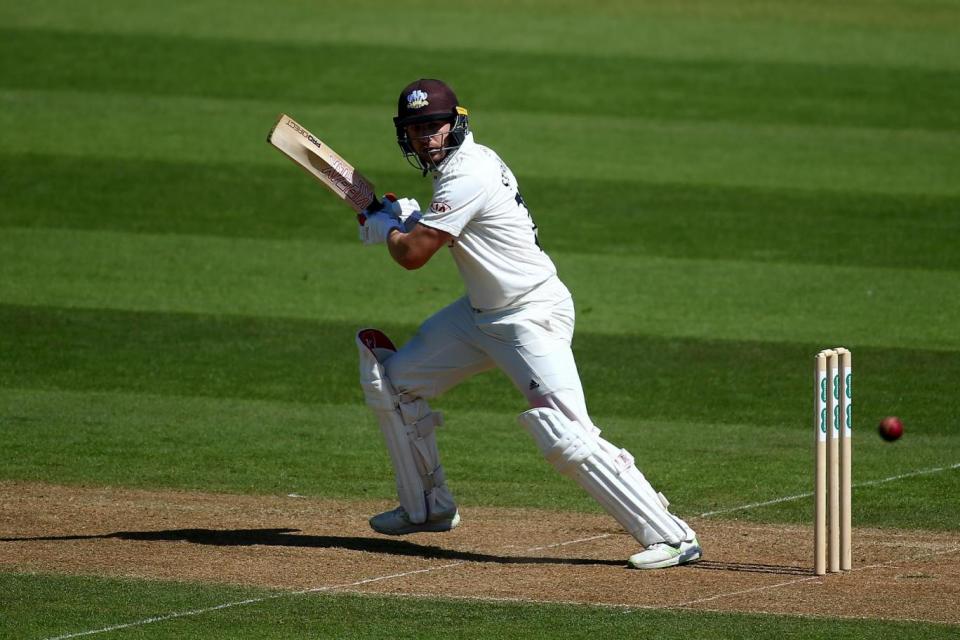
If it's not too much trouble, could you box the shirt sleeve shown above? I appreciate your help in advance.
[419,171,487,237]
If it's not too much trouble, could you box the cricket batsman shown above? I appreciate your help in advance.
[356,78,701,569]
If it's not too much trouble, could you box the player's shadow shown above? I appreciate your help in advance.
[692,560,814,576]
[1,528,625,567]
[3,530,808,574]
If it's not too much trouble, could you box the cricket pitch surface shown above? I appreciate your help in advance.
[3,482,959,625]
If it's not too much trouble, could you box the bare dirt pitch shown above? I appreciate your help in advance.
[2,482,959,626]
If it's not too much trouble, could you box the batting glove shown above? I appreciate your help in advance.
[357,194,398,245]
[390,197,422,231]
[358,193,398,222]
[358,211,401,246]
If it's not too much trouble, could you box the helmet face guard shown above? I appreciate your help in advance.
[393,79,469,174]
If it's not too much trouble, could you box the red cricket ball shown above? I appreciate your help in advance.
[878,416,903,442]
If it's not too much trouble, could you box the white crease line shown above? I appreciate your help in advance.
[672,575,822,607]
[44,595,288,640]
[44,563,466,640]
[40,461,960,637]
[41,533,605,639]
[525,533,610,552]
[837,544,960,575]
[698,462,960,518]
[312,545,960,625]
[670,544,960,610]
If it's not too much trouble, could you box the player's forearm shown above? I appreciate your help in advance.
[387,230,430,270]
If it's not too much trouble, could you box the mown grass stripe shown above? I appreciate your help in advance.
[2,227,958,350]
[3,304,958,434]
[3,89,958,197]
[3,0,959,71]
[2,28,958,132]
[3,385,959,526]
[2,152,959,270]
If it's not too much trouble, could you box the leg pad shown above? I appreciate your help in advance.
[358,329,456,523]
[518,407,689,546]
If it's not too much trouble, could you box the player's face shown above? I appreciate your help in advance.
[407,121,453,165]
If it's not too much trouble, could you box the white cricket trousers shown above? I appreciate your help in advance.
[381,277,695,546]
[384,277,593,428]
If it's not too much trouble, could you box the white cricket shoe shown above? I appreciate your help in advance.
[627,536,702,570]
[369,505,461,536]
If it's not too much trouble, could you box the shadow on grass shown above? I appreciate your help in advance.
[2,528,626,567]
[693,560,813,576]
[2,528,811,574]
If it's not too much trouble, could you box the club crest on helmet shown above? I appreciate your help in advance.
[406,90,429,110]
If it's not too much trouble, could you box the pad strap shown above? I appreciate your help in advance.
[423,465,446,492]
[399,399,444,439]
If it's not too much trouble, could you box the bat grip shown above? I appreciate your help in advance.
[357,192,396,225]
[365,192,396,213]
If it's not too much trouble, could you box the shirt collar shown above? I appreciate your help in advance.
[433,132,474,176]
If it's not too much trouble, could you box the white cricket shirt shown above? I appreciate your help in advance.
[419,133,560,311]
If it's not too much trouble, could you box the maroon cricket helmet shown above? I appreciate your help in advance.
[394,78,462,126]
[393,79,470,173]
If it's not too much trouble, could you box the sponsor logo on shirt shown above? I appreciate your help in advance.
[406,90,429,110]
[430,200,451,214]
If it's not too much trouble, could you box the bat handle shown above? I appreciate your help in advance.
[357,192,396,225]
[366,192,397,213]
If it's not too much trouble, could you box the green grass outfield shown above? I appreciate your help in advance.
[8,573,958,640]
[5,573,957,640]
[2,0,959,637]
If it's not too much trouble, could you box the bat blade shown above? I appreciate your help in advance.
[267,114,377,213]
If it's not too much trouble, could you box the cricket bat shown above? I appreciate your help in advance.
[267,114,382,214]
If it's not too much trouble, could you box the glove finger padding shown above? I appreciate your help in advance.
[359,194,418,244]
[391,197,421,222]
[358,211,401,245]
[389,197,421,232]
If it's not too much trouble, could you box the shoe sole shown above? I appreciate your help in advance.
[628,546,702,570]
[370,513,461,536]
